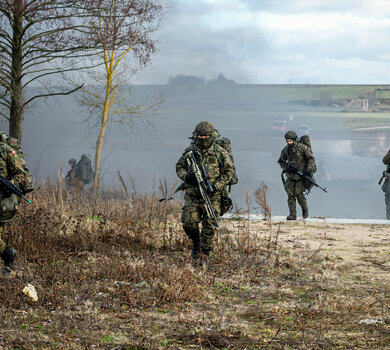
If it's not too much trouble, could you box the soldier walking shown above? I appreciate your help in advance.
[176,121,234,261]
[278,130,317,220]
[65,158,77,188]
[381,149,390,219]
[0,135,32,273]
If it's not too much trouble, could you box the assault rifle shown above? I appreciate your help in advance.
[0,175,31,204]
[184,151,219,227]
[278,158,328,194]
[378,166,390,185]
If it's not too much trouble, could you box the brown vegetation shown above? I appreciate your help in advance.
[0,182,389,349]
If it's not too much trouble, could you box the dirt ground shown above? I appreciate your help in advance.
[244,219,390,283]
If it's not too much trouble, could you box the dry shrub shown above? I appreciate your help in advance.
[0,180,199,310]
[254,181,271,220]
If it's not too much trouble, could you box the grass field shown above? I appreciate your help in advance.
[1,182,390,349]
[158,83,390,133]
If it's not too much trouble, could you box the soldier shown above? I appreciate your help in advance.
[0,134,30,273]
[65,158,77,188]
[176,121,234,261]
[381,149,390,219]
[279,130,317,220]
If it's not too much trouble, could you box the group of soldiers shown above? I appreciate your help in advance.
[175,121,317,262]
[65,154,94,190]
[2,120,390,273]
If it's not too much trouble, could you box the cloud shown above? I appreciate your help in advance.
[135,0,390,84]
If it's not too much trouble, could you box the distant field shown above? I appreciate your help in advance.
[157,84,390,133]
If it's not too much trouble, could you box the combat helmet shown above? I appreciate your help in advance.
[194,121,214,136]
[68,158,77,166]
[284,130,297,140]
[7,137,20,150]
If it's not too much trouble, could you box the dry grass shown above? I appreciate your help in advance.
[0,182,389,349]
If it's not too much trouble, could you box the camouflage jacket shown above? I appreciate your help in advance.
[176,142,234,197]
[0,142,26,188]
[279,141,317,180]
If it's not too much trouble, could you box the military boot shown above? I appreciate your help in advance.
[286,213,297,220]
[1,248,16,274]
[302,208,309,219]
[191,239,200,259]
[200,250,210,266]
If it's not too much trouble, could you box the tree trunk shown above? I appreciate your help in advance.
[93,122,106,194]
[9,8,24,142]
[92,72,113,195]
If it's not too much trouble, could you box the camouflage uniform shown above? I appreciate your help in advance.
[279,131,316,219]
[381,172,390,219]
[0,139,27,272]
[7,137,34,193]
[176,121,234,257]
[382,150,390,219]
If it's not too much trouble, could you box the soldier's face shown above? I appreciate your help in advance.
[196,134,213,150]
[286,139,294,145]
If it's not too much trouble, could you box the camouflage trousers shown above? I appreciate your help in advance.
[0,223,6,254]
[181,192,221,254]
[283,178,308,216]
[385,193,390,219]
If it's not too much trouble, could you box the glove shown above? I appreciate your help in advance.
[185,173,198,186]
[286,164,295,172]
[20,181,34,194]
[303,170,311,177]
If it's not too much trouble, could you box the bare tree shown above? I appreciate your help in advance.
[0,0,99,141]
[76,0,164,193]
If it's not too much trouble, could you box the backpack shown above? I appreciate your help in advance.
[214,135,238,186]
[299,134,312,150]
[75,155,94,185]
[190,130,238,187]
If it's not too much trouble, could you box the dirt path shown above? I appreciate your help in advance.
[226,218,390,285]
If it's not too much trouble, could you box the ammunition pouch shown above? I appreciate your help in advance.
[0,193,18,223]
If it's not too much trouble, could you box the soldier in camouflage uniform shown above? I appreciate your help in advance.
[381,149,390,219]
[176,121,234,260]
[7,137,34,193]
[279,130,317,220]
[0,134,29,273]
[65,158,77,188]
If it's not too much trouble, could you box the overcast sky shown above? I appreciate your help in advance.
[135,0,390,85]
